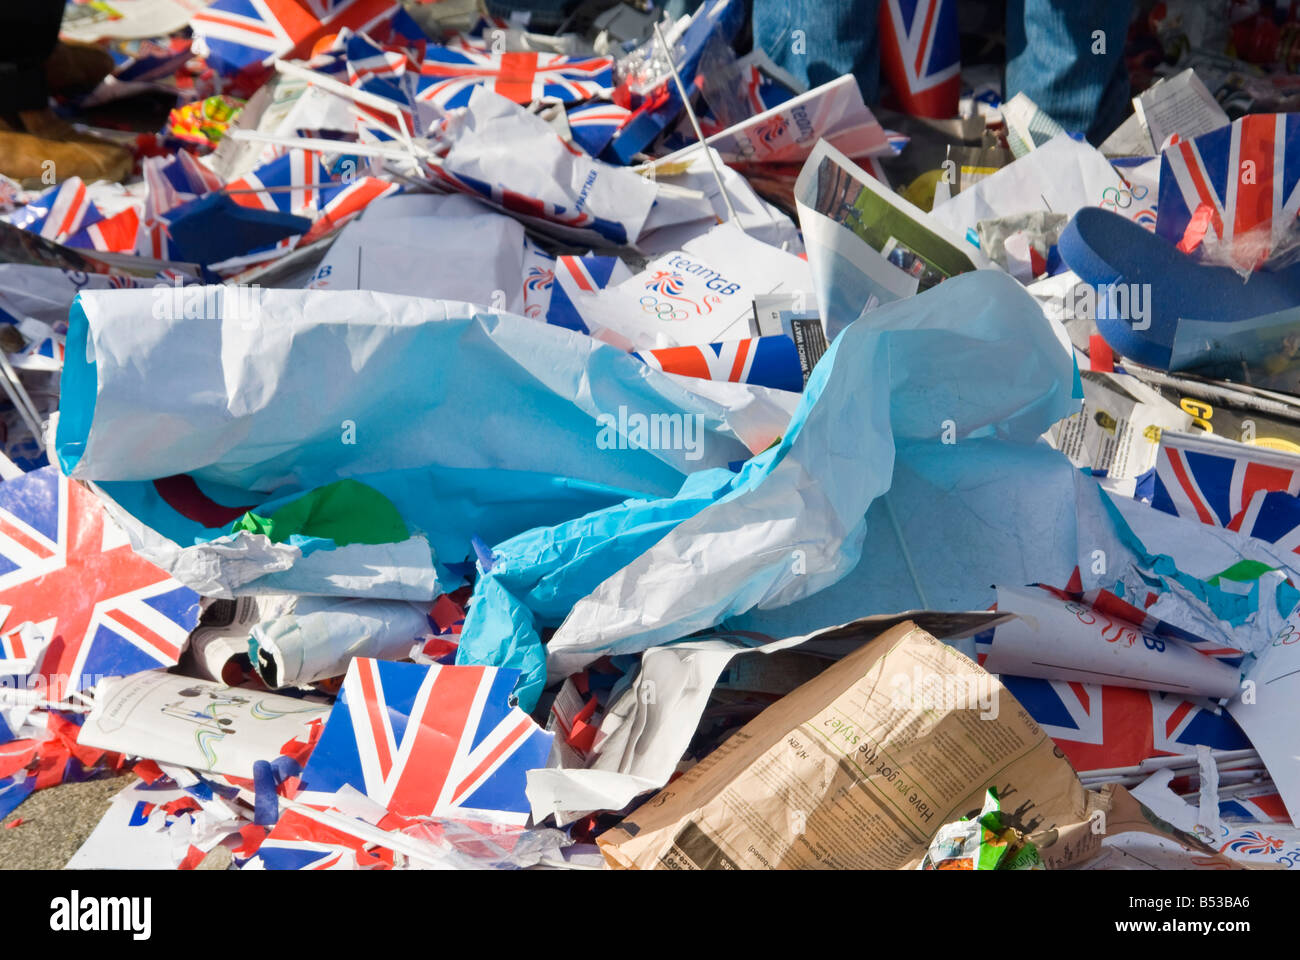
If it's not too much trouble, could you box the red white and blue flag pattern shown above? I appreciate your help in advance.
[1157,113,1300,271]
[878,0,961,119]
[12,178,142,255]
[604,0,745,164]
[146,147,398,271]
[415,46,614,111]
[296,658,552,824]
[191,0,419,78]
[567,101,633,159]
[0,466,200,702]
[637,336,804,393]
[1217,784,1291,824]
[254,807,394,870]
[998,674,1250,772]
[1151,431,1300,531]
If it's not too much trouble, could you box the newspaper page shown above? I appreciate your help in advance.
[1047,369,1193,479]
[1134,68,1230,152]
[1001,92,1065,158]
[794,140,989,339]
[597,622,1104,870]
[186,596,291,682]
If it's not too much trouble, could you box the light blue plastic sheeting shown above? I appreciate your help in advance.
[721,438,1081,640]
[458,270,1078,709]
[55,289,786,598]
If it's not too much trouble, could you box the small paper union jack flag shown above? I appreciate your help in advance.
[433,164,633,247]
[296,658,552,824]
[253,807,394,870]
[14,178,95,245]
[636,336,804,393]
[1158,113,1300,272]
[878,0,961,118]
[566,101,632,158]
[522,251,630,332]
[415,45,614,110]
[192,0,416,78]
[1151,431,1300,529]
[0,466,201,702]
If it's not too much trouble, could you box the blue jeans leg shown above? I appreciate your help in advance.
[1006,0,1134,145]
[751,0,882,103]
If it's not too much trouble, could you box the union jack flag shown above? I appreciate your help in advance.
[16,179,94,245]
[604,0,745,164]
[636,336,803,393]
[18,181,144,255]
[523,250,628,330]
[227,148,329,217]
[550,253,628,332]
[566,101,631,159]
[0,467,201,702]
[190,148,397,271]
[1157,113,1300,272]
[878,0,961,119]
[226,147,397,221]
[345,29,418,88]
[415,47,614,110]
[730,56,799,120]
[1218,785,1290,824]
[1000,674,1250,772]
[191,0,415,79]
[137,153,226,261]
[253,807,395,870]
[296,658,552,823]
[433,164,632,246]
[66,208,141,255]
[1151,431,1300,529]
[338,31,423,140]
[1228,490,1300,555]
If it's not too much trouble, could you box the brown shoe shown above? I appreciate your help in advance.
[45,41,116,98]
[0,119,132,187]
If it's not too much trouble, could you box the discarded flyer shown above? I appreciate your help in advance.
[79,671,329,777]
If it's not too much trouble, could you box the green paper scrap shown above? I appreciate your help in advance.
[231,479,408,547]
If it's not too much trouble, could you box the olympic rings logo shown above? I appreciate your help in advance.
[1100,183,1150,210]
[640,295,688,322]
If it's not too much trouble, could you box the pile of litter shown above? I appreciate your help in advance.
[2,0,1300,871]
